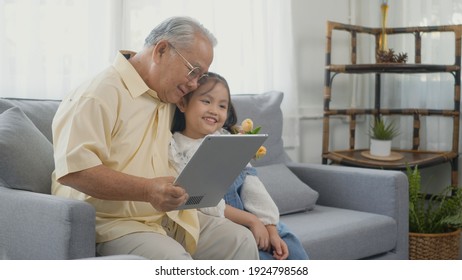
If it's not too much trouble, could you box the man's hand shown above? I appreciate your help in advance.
[146,177,189,212]
[58,165,189,212]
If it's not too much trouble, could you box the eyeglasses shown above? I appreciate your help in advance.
[168,42,208,83]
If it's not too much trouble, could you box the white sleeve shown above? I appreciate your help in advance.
[241,175,279,225]
[199,199,226,218]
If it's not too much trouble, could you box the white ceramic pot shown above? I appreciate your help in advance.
[370,138,392,157]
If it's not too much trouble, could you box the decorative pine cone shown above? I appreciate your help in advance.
[395,52,408,63]
[376,48,407,63]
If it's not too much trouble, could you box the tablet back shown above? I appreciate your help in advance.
[174,134,268,210]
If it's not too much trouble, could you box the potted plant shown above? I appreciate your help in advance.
[407,165,462,259]
[368,116,399,157]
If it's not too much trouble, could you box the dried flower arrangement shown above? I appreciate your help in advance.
[376,48,408,64]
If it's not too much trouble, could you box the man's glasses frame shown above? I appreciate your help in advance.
[168,42,208,83]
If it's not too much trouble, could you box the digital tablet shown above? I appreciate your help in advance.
[174,134,268,210]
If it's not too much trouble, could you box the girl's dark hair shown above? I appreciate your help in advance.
[171,72,237,133]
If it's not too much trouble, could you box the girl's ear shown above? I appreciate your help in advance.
[177,97,187,112]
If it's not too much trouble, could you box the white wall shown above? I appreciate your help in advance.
[291,0,351,163]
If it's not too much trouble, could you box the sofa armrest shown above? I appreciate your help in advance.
[0,186,96,259]
[287,162,409,259]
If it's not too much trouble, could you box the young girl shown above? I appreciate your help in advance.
[169,72,308,260]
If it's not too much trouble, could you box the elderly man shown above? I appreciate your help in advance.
[52,16,258,260]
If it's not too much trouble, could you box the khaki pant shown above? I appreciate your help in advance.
[96,212,259,260]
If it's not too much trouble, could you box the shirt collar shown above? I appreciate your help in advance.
[113,51,162,101]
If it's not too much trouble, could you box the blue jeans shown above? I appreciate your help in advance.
[224,167,309,260]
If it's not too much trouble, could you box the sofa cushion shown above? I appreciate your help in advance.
[255,163,319,215]
[231,91,291,167]
[280,205,397,260]
[0,107,54,194]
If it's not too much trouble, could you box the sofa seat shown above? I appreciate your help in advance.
[281,206,397,260]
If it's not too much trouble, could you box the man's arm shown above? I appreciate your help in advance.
[58,164,188,212]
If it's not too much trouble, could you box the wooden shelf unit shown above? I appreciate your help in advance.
[322,21,462,187]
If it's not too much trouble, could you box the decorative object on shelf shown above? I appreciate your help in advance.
[379,0,389,52]
[407,165,462,259]
[360,150,403,161]
[376,48,408,64]
[368,116,399,157]
[377,0,408,63]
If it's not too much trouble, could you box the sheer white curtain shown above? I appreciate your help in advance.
[350,0,462,151]
[0,0,116,99]
[0,0,298,147]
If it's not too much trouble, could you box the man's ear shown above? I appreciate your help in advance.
[153,40,169,62]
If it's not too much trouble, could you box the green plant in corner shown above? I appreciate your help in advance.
[369,116,400,140]
[407,165,462,233]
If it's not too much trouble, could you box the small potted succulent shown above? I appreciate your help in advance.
[368,116,399,157]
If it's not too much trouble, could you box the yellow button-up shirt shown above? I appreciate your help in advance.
[51,51,199,253]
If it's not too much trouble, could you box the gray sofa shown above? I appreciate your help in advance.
[0,91,409,260]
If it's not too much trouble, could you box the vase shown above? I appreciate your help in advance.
[379,1,389,52]
[370,138,391,157]
[409,229,461,260]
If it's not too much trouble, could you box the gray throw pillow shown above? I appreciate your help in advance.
[231,91,290,167]
[0,107,54,194]
[255,163,319,215]
[1,98,60,142]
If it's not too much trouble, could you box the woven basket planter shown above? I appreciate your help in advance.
[409,229,461,260]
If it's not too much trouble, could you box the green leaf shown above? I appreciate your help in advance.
[407,164,462,233]
[251,126,261,134]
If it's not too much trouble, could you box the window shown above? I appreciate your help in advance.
[0,0,299,146]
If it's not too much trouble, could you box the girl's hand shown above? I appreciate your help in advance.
[266,225,289,260]
[249,218,270,251]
